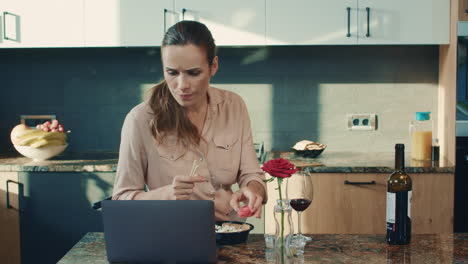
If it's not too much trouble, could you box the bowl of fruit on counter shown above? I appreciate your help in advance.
[10,119,70,161]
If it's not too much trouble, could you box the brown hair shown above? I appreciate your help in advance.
[148,21,216,147]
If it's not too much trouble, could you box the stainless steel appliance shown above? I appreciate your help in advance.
[457,22,468,120]
[455,27,468,231]
[455,135,468,232]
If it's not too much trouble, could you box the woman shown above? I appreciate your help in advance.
[112,20,267,221]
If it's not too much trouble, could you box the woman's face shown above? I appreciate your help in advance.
[162,44,218,111]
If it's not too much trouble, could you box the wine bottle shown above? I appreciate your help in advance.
[386,144,412,245]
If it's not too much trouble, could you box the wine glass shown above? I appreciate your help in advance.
[286,168,313,242]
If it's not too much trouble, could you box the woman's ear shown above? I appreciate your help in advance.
[210,56,219,77]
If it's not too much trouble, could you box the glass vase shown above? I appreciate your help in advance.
[273,199,294,259]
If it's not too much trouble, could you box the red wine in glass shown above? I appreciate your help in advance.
[290,198,312,212]
[287,170,314,242]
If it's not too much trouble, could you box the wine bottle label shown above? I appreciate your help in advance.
[408,190,412,218]
[386,192,396,224]
[386,190,412,233]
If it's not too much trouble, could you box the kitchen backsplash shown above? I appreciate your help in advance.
[0,46,438,153]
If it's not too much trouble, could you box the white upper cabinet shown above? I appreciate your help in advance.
[84,0,175,47]
[0,0,84,48]
[266,0,358,45]
[357,0,449,44]
[175,0,266,46]
[266,0,449,45]
[0,0,450,47]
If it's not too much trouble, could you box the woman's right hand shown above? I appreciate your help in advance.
[171,174,207,200]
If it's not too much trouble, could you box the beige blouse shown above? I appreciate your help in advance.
[112,87,267,221]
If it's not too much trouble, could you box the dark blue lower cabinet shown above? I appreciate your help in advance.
[18,172,114,264]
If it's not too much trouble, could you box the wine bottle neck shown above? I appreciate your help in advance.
[395,148,405,171]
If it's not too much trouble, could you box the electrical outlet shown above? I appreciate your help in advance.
[347,113,377,131]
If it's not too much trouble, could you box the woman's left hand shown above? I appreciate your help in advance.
[230,183,264,218]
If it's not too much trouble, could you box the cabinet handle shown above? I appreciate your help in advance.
[164,9,168,33]
[3,11,19,41]
[3,12,8,40]
[346,7,351,37]
[20,114,56,125]
[344,180,376,185]
[182,8,187,20]
[6,179,21,209]
[366,7,371,37]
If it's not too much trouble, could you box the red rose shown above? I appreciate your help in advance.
[237,205,255,218]
[262,158,298,178]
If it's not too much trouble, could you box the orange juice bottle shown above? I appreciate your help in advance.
[409,112,432,161]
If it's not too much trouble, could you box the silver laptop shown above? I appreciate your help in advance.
[102,200,217,263]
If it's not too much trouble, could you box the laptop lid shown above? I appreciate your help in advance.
[102,200,217,264]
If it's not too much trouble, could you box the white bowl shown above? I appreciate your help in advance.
[14,144,68,161]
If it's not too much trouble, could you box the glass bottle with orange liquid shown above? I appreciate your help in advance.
[409,112,432,161]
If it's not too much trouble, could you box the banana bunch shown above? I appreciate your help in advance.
[14,129,67,148]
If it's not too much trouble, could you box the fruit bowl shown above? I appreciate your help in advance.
[10,119,69,161]
[13,144,68,161]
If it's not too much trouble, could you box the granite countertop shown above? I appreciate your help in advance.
[0,150,455,173]
[0,152,118,172]
[268,151,455,173]
[0,151,266,172]
[58,233,468,264]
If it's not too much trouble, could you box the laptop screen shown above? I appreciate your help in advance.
[102,200,217,263]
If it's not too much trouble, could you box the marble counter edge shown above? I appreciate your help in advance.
[58,232,468,264]
[0,151,456,173]
[0,164,117,172]
[0,152,119,172]
[0,165,454,173]
[304,166,455,173]
[266,151,456,173]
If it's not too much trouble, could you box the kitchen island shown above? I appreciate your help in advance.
[0,151,456,262]
[58,232,468,263]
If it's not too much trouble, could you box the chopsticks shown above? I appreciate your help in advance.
[189,159,200,177]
